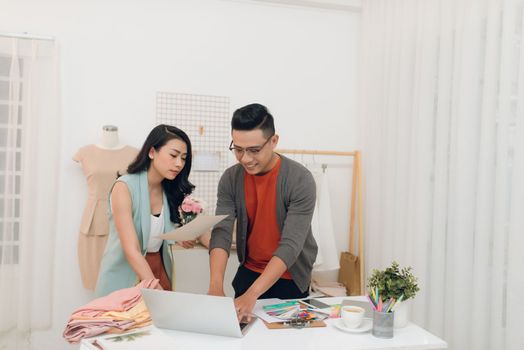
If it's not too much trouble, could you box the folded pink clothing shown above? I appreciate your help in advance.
[72,279,159,318]
[63,319,135,343]
[63,279,159,343]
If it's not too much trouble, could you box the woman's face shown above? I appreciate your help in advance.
[149,138,187,180]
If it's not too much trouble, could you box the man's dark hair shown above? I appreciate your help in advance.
[231,103,275,138]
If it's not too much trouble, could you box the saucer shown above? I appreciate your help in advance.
[334,318,372,333]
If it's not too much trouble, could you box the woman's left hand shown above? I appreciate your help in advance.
[177,240,197,249]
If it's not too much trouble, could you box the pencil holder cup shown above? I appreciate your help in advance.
[372,310,394,338]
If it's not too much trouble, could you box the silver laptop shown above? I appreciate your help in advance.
[141,289,256,338]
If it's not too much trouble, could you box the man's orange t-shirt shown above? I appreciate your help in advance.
[243,157,292,279]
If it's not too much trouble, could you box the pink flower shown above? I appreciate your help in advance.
[180,196,204,215]
[179,196,205,225]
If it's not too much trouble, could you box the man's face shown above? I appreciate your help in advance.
[230,129,278,175]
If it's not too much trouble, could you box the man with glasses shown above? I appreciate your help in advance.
[208,103,318,319]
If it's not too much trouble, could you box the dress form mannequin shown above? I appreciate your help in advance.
[97,125,124,150]
[72,127,138,290]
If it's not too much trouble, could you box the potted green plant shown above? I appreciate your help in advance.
[367,261,420,328]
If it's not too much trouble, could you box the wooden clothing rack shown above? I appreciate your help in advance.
[276,149,365,292]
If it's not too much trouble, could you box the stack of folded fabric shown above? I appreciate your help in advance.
[63,279,159,343]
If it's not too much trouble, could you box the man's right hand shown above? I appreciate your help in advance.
[207,286,225,297]
[208,248,229,297]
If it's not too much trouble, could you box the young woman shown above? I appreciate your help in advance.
[95,124,196,297]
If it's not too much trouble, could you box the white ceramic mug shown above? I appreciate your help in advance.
[341,306,365,328]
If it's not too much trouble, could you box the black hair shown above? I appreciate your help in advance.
[231,103,275,137]
[127,124,194,224]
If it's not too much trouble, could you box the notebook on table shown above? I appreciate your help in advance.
[82,327,175,350]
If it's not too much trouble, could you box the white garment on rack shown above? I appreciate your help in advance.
[311,170,340,271]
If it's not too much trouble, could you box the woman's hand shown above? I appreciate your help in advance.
[176,240,197,249]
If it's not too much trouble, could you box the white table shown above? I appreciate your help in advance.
[79,297,447,350]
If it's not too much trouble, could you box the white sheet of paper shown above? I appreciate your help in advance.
[155,214,228,241]
[253,298,285,323]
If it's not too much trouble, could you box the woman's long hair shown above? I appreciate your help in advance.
[127,124,194,224]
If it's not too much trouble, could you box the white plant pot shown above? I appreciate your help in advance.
[393,299,410,328]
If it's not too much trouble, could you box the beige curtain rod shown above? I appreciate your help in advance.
[0,31,55,41]
[276,149,356,156]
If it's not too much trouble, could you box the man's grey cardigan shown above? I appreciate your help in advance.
[209,154,318,293]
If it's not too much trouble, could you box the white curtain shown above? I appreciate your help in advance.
[360,0,524,349]
[0,37,60,349]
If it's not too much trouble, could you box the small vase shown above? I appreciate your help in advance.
[183,213,197,225]
[393,299,410,328]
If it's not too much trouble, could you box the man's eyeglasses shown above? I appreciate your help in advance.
[229,136,272,158]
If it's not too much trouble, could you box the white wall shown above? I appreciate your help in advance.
[1,1,360,349]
